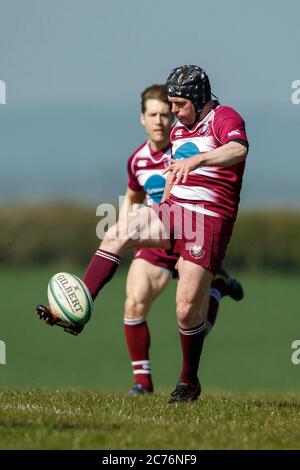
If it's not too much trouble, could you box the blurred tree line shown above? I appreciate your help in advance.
[0,204,299,273]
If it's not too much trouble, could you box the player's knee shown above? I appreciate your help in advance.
[124,296,148,319]
[101,224,127,252]
[176,301,195,328]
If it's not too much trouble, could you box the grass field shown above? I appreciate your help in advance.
[1,389,300,449]
[0,267,299,449]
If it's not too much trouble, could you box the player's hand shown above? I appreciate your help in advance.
[162,156,202,185]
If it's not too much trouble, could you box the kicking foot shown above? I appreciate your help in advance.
[36,304,84,336]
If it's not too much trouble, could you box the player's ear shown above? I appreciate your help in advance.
[140,113,145,127]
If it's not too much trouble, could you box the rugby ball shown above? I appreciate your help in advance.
[47,272,93,326]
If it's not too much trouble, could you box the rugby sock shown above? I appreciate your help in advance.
[179,322,206,384]
[83,249,121,300]
[124,317,153,392]
[206,288,222,333]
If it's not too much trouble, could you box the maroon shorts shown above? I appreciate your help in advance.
[151,200,234,274]
[133,247,178,278]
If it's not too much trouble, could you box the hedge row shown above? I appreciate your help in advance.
[0,204,98,266]
[0,205,299,272]
[227,211,300,272]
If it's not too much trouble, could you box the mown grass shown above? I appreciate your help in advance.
[1,267,299,449]
[0,389,299,450]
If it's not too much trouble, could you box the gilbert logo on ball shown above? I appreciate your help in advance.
[48,273,93,326]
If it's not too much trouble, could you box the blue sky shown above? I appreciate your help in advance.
[0,0,299,207]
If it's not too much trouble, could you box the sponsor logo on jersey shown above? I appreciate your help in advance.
[189,244,205,259]
[227,129,241,137]
[174,142,200,160]
[137,160,147,167]
[144,174,166,204]
[175,129,184,136]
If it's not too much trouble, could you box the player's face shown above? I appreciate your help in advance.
[168,97,196,126]
[141,99,172,148]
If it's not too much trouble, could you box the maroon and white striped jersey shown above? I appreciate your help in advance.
[127,142,171,205]
[169,104,248,221]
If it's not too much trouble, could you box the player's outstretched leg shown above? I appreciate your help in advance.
[36,304,84,336]
[206,267,244,334]
[35,207,169,337]
[83,206,170,301]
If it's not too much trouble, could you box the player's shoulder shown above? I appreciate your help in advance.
[214,104,245,122]
[127,141,149,165]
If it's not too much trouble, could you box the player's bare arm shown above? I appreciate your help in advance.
[118,187,146,220]
[163,141,248,185]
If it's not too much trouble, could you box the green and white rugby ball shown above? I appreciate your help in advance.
[48,272,93,326]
